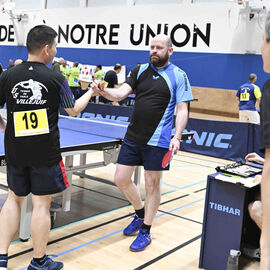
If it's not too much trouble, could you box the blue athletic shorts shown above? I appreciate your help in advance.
[117,138,169,171]
[6,160,69,196]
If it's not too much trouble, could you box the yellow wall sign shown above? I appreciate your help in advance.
[13,109,49,137]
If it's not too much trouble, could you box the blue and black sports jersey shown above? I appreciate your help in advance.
[236,82,261,111]
[125,63,193,148]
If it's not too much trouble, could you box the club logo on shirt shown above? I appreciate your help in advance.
[152,75,160,80]
[11,79,48,105]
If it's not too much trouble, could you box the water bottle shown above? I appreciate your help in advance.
[226,249,241,270]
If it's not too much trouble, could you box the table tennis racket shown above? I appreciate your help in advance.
[162,149,174,168]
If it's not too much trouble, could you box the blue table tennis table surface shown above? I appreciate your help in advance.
[0,116,129,157]
[0,115,193,159]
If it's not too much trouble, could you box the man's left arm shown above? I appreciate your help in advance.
[254,85,262,109]
[170,101,189,154]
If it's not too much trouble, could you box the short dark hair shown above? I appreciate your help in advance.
[96,65,102,70]
[114,64,121,71]
[249,73,257,81]
[74,62,79,67]
[26,25,57,54]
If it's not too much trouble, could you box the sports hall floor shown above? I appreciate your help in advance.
[0,112,260,269]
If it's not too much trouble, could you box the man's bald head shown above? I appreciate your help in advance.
[14,59,23,66]
[59,57,65,65]
[152,34,172,49]
[150,34,173,68]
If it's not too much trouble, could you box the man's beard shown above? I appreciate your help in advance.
[150,52,169,68]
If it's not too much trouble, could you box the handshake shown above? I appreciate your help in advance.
[89,80,108,96]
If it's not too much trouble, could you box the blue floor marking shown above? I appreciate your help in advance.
[11,190,177,245]
[18,196,205,270]
[163,180,207,190]
[176,153,228,165]
[172,159,215,169]
[156,198,205,218]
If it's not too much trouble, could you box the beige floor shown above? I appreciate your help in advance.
[0,148,259,269]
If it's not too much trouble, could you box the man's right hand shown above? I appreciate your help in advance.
[97,80,105,91]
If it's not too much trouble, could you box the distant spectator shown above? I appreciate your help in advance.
[94,65,105,81]
[67,62,81,99]
[105,64,121,88]
[236,73,261,124]
[14,59,23,66]
[51,58,61,73]
[6,59,14,69]
[60,59,69,79]
[100,64,122,104]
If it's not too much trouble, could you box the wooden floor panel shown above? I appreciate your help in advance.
[0,146,260,269]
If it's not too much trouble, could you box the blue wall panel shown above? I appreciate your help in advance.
[1,45,269,90]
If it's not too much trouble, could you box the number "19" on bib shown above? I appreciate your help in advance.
[13,109,49,137]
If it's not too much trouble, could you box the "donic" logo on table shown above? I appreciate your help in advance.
[183,130,233,149]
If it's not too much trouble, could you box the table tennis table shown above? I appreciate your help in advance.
[0,115,132,240]
[0,113,194,240]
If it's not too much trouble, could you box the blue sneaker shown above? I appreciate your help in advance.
[129,228,152,252]
[27,256,63,270]
[123,214,144,235]
[0,255,7,270]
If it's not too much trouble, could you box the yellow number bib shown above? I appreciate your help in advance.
[13,109,49,137]
[240,93,250,101]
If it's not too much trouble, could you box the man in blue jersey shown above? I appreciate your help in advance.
[0,25,98,270]
[236,73,261,124]
[99,34,193,252]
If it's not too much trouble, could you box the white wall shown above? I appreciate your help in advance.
[87,0,127,7]
[47,0,81,9]
[13,0,41,10]
[10,0,259,11]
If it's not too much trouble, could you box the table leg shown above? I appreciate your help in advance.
[19,194,32,241]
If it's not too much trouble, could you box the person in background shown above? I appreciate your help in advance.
[104,63,121,89]
[236,73,261,124]
[67,61,81,99]
[102,64,122,105]
[6,59,14,70]
[94,65,105,81]
[60,59,69,79]
[51,58,61,73]
[98,64,121,104]
[14,59,23,66]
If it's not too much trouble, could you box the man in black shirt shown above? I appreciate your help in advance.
[0,25,98,270]
[99,64,121,104]
[257,10,270,270]
[104,63,121,88]
[99,34,193,252]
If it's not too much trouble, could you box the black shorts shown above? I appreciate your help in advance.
[6,160,69,196]
[117,138,169,171]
